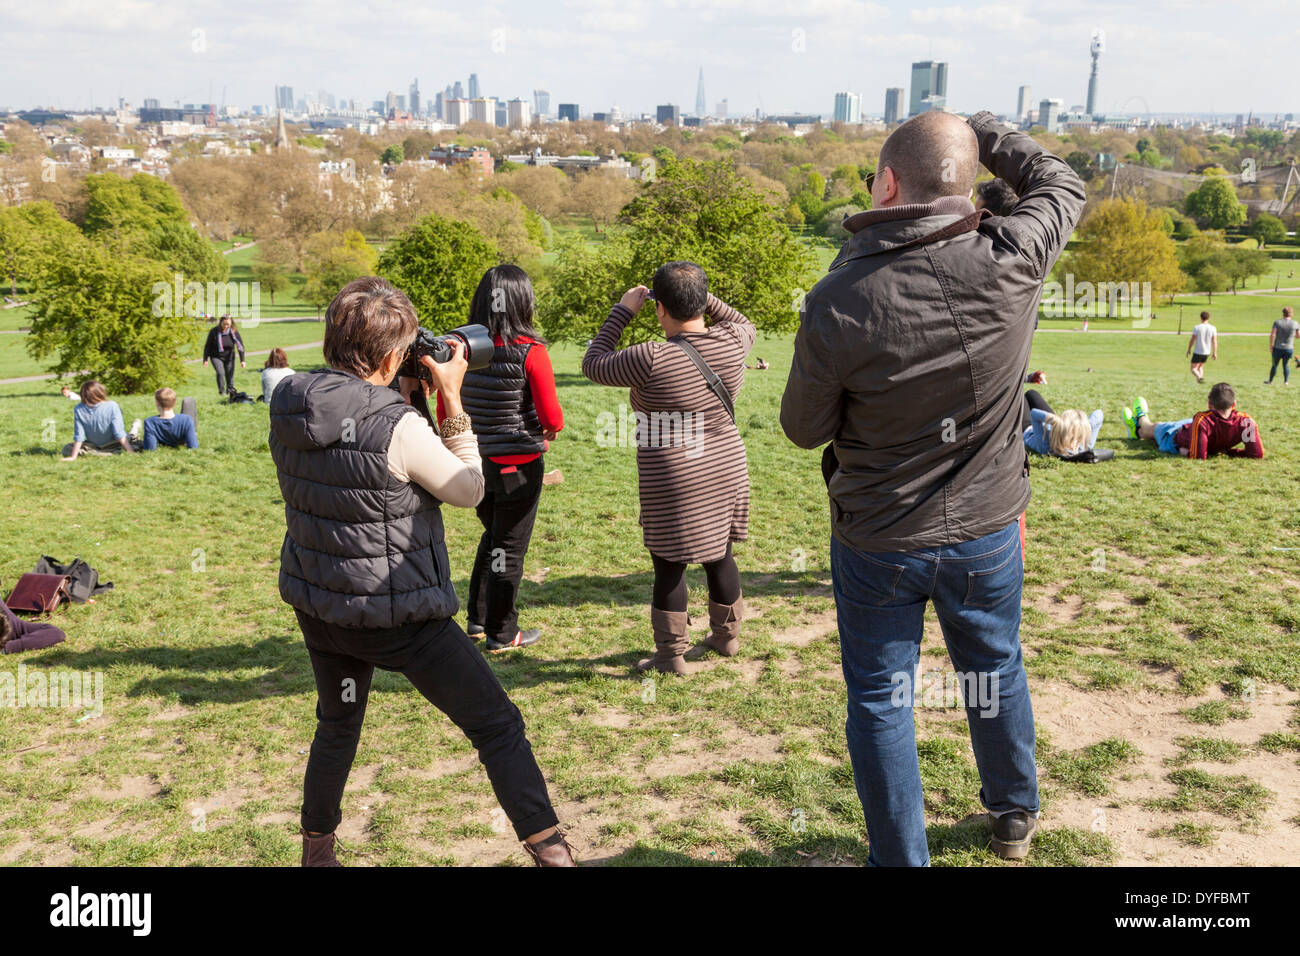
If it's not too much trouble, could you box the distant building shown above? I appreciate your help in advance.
[715,98,728,119]
[833,91,861,124]
[533,89,550,117]
[767,114,820,129]
[508,98,532,127]
[470,97,496,125]
[1017,85,1032,123]
[452,81,465,100]
[409,79,420,117]
[143,98,160,110]
[695,68,706,116]
[444,98,471,126]
[428,145,493,178]
[1038,98,1063,133]
[276,86,294,110]
[558,103,579,122]
[909,61,947,116]
[656,104,680,126]
[468,74,480,100]
[592,112,609,123]
[884,88,903,125]
[433,91,444,120]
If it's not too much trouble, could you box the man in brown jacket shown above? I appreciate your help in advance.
[781,110,1086,866]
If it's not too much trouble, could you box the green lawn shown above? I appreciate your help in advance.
[1,329,1296,866]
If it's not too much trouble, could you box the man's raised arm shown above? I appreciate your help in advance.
[968,110,1087,279]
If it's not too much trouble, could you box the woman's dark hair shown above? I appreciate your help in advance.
[468,265,546,344]
[653,261,708,321]
[264,347,290,369]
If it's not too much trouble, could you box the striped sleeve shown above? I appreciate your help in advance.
[705,294,757,351]
[582,304,655,388]
[1187,411,1212,460]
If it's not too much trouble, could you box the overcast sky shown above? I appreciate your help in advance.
[1,0,1296,118]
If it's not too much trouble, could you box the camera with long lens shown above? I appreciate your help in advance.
[400,324,495,383]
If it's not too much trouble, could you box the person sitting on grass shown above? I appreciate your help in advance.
[142,387,198,451]
[1122,383,1264,459]
[1187,311,1217,383]
[261,347,296,404]
[1022,389,1103,458]
[1,596,66,654]
[61,381,141,460]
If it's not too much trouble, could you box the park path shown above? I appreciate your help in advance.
[0,339,323,386]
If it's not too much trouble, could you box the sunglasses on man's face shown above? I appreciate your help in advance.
[864,170,875,192]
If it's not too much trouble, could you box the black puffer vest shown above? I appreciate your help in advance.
[461,341,546,458]
[268,369,458,629]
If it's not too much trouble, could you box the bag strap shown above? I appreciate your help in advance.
[669,337,735,424]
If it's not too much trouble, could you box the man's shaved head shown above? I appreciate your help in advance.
[877,111,979,204]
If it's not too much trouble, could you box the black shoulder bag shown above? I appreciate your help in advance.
[669,337,735,424]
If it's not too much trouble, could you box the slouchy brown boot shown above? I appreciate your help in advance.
[688,596,744,659]
[636,607,690,675]
[301,830,342,867]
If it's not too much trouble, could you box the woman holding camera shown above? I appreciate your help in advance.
[202,314,246,397]
[269,276,573,867]
[434,266,563,652]
[583,261,754,675]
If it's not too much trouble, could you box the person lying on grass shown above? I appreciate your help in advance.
[1022,388,1103,459]
[1122,382,1264,459]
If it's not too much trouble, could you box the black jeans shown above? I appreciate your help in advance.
[212,354,237,395]
[468,456,544,641]
[1022,389,1053,430]
[296,610,558,840]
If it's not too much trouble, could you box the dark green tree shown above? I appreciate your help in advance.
[540,155,819,344]
[376,214,500,329]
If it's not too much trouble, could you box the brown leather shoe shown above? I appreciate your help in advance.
[523,829,576,867]
[636,607,690,675]
[686,596,744,660]
[301,830,343,867]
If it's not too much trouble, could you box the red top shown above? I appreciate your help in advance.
[436,335,563,465]
[1174,409,1264,459]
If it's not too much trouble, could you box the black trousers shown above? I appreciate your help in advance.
[468,456,544,641]
[296,610,558,840]
[212,354,237,395]
[1022,389,1053,430]
[650,543,742,613]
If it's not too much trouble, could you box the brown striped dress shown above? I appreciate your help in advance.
[582,294,755,563]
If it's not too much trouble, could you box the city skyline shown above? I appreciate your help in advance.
[1,1,1296,119]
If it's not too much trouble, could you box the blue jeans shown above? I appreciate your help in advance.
[830,520,1039,866]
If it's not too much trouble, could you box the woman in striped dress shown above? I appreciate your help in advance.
[582,261,755,674]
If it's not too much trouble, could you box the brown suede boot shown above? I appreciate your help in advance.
[523,829,577,866]
[301,830,342,867]
[636,607,690,675]
[687,596,744,659]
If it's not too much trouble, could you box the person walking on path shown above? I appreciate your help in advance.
[202,314,246,396]
[1267,306,1297,385]
[1188,311,1217,383]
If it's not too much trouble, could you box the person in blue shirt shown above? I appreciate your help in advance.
[1022,389,1102,458]
[61,380,141,460]
[142,387,198,450]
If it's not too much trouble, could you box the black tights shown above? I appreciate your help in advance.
[650,544,741,612]
[1022,389,1054,430]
